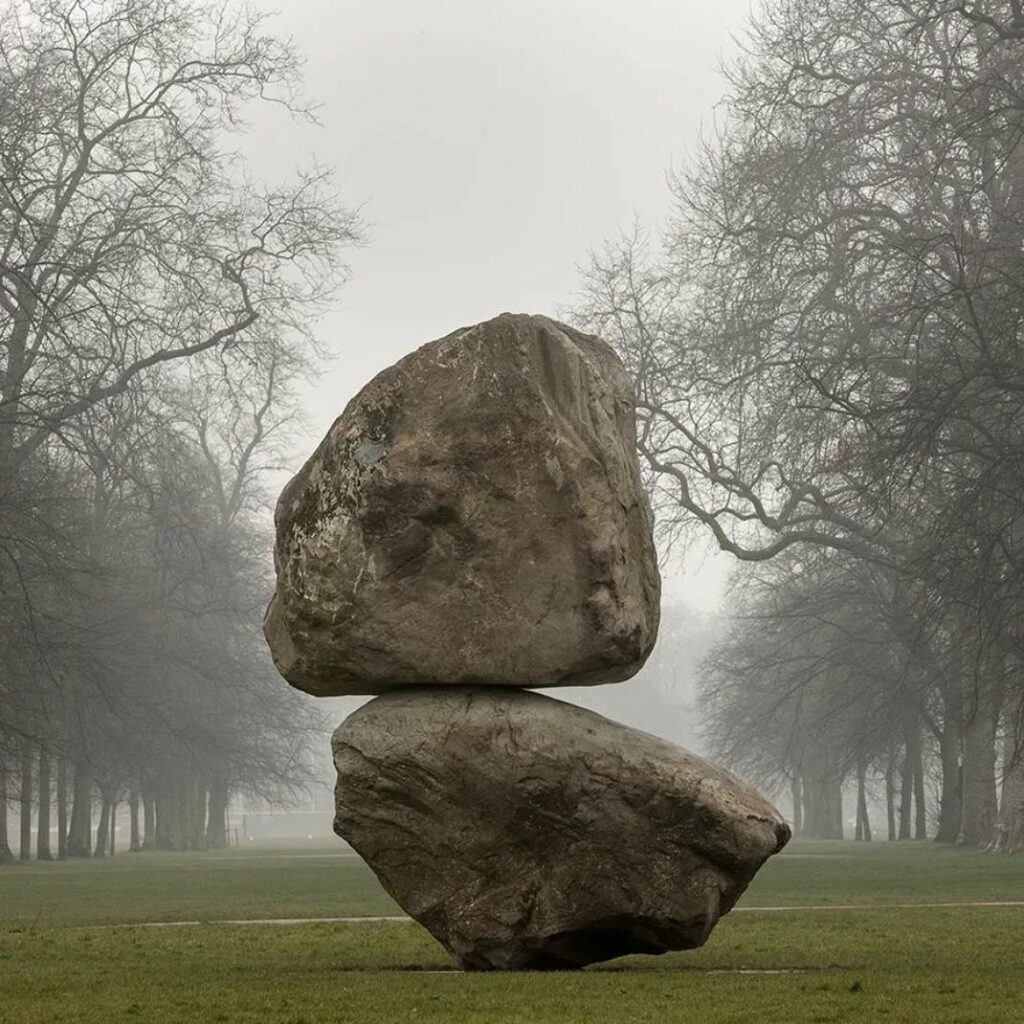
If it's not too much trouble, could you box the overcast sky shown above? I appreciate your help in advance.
[246,0,754,611]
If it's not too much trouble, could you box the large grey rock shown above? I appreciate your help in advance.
[332,687,791,971]
[265,313,660,696]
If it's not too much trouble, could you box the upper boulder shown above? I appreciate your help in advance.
[264,313,660,695]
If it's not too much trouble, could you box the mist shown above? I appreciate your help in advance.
[2,0,1023,1017]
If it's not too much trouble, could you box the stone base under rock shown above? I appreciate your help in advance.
[332,687,790,970]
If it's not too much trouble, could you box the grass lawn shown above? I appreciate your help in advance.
[0,846,399,928]
[1,841,1022,1023]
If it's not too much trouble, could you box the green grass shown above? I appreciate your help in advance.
[3,839,1021,928]
[0,846,398,928]
[1,841,1022,1023]
[743,838,1024,906]
[1,908,1021,1023]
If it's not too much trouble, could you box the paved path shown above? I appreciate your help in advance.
[737,900,1024,912]
[70,900,1024,930]
[89,915,414,929]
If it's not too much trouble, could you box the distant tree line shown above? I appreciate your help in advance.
[578,0,1024,851]
[0,0,360,863]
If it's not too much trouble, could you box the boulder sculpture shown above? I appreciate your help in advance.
[264,312,660,696]
[334,687,790,970]
[264,312,790,970]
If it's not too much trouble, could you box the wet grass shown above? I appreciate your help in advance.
[2,839,1022,928]
[1,907,1021,1023]
[0,846,399,928]
[1,841,1022,1022]
[742,837,1024,906]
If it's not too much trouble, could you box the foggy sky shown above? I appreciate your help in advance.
[244,0,753,611]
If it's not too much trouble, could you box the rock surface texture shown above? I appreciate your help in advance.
[265,313,660,696]
[332,687,791,971]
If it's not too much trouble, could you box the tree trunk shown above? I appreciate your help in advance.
[855,760,872,842]
[959,687,999,846]
[189,781,207,851]
[206,780,229,850]
[935,717,962,843]
[56,754,68,860]
[66,761,93,858]
[801,772,844,839]
[907,727,927,840]
[898,740,913,840]
[36,747,53,861]
[992,699,1024,854]
[129,788,142,852]
[175,781,189,851]
[0,762,14,864]
[885,755,897,841]
[154,786,170,849]
[93,796,112,858]
[992,761,1024,854]
[831,773,844,838]
[109,799,117,857]
[155,782,183,850]
[19,739,32,861]
[142,789,156,850]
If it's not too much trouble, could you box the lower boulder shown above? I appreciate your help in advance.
[332,687,790,970]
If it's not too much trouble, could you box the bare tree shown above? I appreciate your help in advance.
[0,0,360,861]
[577,0,1024,849]
[1,0,359,484]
